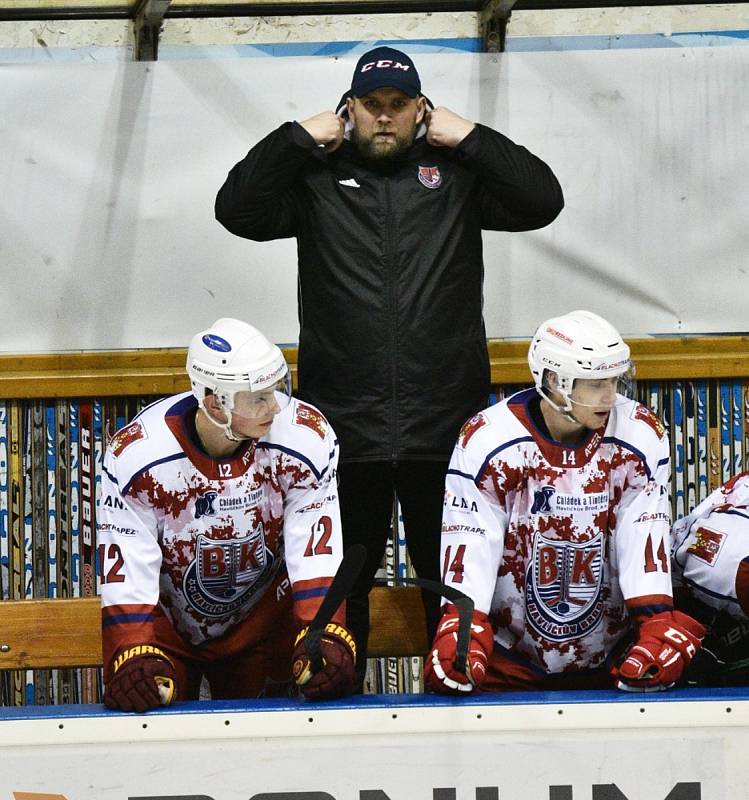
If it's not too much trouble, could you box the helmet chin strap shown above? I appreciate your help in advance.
[538,386,580,425]
[198,400,253,443]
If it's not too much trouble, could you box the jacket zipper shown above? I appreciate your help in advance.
[384,176,399,461]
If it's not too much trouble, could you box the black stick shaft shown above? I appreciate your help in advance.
[374,576,474,674]
[306,544,367,673]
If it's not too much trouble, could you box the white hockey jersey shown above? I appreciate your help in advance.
[98,392,342,661]
[440,388,673,676]
[672,471,749,621]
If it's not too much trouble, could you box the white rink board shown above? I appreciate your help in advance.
[1,47,748,352]
[0,690,747,798]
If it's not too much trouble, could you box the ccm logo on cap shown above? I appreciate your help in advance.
[361,59,411,73]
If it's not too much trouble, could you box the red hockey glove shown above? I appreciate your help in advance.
[612,610,706,692]
[104,645,177,712]
[292,623,356,700]
[424,605,494,695]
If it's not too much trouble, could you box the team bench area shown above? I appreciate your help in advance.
[0,587,428,672]
[1,336,748,699]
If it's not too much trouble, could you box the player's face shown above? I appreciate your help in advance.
[226,382,289,438]
[569,377,619,429]
[348,88,425,161]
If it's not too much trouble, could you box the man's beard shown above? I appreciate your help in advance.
[352,126,416,162]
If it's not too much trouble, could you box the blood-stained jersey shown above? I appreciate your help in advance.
[672,471,749,621]
[98,391,342,664]
[440,388,673,676]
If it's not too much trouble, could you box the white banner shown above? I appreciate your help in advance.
[1,48,748,352]
[0,690,746,798]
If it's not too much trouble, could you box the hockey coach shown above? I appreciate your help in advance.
[215,46,564,690]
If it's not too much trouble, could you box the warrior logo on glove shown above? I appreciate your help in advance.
[292,622,356,700]
[104,644,177,713]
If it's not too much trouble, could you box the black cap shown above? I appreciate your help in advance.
[350,46,421,99]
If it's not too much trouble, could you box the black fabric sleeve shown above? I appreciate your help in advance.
[215,121,319,242]
[453,123,565,232]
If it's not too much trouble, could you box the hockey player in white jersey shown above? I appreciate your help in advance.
[98,318,355,712]
[425,310,705,694]
[672,472,749,685]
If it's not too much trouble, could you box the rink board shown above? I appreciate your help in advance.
[1,688,747,799]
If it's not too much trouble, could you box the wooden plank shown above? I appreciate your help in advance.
[0,586,427,670]
[368,586,427,658]
[1,0,129,7]
[0,597,102,670]
[488,336,749,384]
[0,348,299,400]
[2,339,748,399]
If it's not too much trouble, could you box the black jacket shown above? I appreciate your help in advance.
[216,120,563,462]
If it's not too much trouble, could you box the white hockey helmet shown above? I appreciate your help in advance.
[528,310,634,413]
[187,318,291,440]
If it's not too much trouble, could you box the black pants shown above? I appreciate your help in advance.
[337,459,447,692]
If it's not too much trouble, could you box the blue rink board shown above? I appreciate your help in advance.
[1,686,747,722]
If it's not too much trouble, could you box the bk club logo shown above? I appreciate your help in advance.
[182,529,275,617]
[525,532,604,641]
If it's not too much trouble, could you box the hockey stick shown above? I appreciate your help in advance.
[374,576,474,674]
[305,544,367,673]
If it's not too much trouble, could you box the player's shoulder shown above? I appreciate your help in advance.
[609,398,668,451]
[106,393,185,477]
[264,397,336,469]
[454,392,527,460]
[677,472,749,536]
[717,471,749,507]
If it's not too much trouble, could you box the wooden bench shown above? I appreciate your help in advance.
[0,586,427,671]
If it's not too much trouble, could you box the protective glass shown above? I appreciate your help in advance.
[568,368,637,410]
[227,375,292,422]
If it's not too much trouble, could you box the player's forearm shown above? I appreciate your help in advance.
[101,602,160,678]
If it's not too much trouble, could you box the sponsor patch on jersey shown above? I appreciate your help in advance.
[441,523,486,536]
[295,494,336,514]
[110,420,146,457]
[526,531,604,642]
[531,486,555,514]
[687,525,726,566]
[530,487,609,516]
[98,522,137,536]
[294,403,328,440]
[194,488,263,519]
[183,529,275,617]
[458,413,488,449]
[634,510,670,526]
[631,404,666,440]
[417,165,442,189]
[444,490,479,514]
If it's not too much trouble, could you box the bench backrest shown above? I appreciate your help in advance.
[0,586,427,671]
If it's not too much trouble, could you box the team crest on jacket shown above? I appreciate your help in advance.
[182,530,274,617]
[687,526,726,565]
[525,532,604,641]
[110,420,146,457]
[294,403,327,439]
[418,165,442,189]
